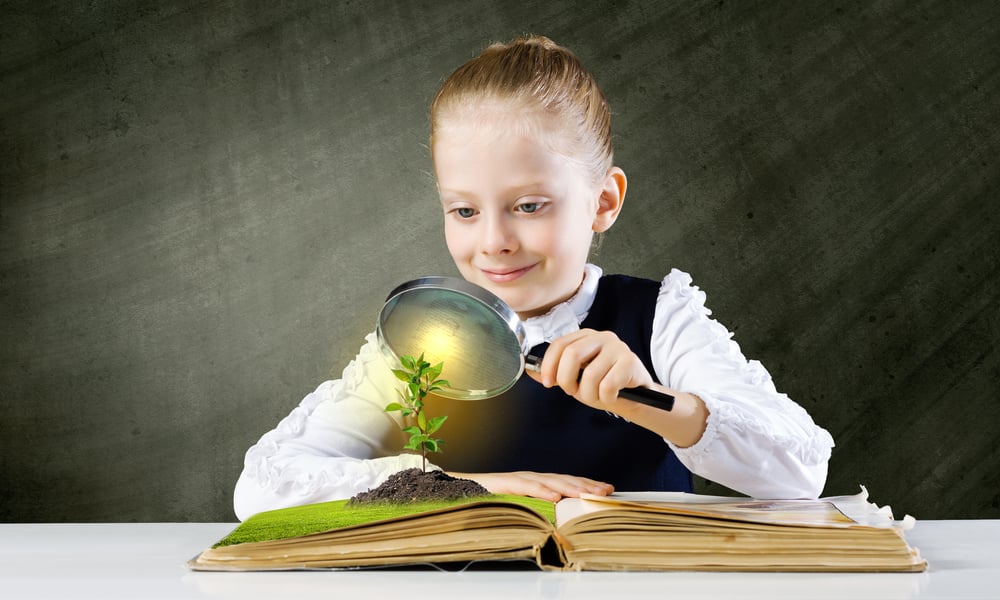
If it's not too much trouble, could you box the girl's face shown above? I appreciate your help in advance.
[433,110,622,319]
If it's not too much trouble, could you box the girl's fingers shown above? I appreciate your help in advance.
[538,329,592,387]
[578,349,619,404]
[550,330,605,392]
[451,471,614,501]
[535,329,655,411]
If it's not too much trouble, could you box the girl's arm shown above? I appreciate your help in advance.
[232,333,432,521]
[646,269,834,499]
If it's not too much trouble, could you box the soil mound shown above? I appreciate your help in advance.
[348,468,489,505]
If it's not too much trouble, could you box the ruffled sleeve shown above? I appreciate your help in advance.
[651,269,834,499]
[232,333,438,521]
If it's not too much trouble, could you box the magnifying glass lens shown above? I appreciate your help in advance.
[378,286,524,399]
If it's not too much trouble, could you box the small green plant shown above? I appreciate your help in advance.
[384,353,449,472]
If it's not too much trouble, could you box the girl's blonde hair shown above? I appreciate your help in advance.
[430,36,613,182]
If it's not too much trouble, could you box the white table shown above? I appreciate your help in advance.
[1,520,997,599]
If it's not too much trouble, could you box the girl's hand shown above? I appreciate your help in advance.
[527,328,655,417]
[446,471,614,502]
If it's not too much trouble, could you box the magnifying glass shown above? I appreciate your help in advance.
[376,276,674,411]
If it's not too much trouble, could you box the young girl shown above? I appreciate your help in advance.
[232,36,834,521]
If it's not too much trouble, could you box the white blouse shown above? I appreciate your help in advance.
[233,265,835,521]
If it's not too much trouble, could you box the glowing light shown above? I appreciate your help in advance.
[417,322,461,366]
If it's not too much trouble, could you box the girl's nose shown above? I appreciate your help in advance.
[480,215,518,255]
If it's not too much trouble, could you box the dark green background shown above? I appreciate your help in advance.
[2,0,997,522]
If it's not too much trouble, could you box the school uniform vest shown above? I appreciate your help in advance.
[427,274,693,492]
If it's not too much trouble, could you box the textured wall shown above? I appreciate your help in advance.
[2,0,997,522]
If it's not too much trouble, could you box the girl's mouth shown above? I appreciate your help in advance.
[481,264,534,283]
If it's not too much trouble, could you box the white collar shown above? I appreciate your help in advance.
[521,264,603,348]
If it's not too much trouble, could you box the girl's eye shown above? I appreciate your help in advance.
[455,207,476,219]
[517,202,541,214]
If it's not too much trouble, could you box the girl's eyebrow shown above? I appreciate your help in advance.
[437,187,475,199]
[439,181,553,200]
[438,190,477,205]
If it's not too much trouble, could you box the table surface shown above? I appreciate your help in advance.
[1,520,998,599]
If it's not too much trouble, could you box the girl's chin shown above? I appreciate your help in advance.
[464,275,562,317]
[487,290,539,316]
[479,284,569,318]
[510,297,559,319]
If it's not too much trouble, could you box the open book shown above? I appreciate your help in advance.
[189,487,926,572]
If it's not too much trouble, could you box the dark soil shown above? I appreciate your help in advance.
[348,468,490,505]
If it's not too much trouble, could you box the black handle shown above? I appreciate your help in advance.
[525,353,674,411]
[618,386,675,412]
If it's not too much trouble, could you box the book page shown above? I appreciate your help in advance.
[556,491,732,525]
[818,486,915,529]
[558,487,903,529]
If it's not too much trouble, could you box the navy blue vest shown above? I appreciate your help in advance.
[425,274,693,492]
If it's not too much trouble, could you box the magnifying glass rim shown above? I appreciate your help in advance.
[377,276,529,399]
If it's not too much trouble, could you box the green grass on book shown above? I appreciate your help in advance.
[215,494,556,548]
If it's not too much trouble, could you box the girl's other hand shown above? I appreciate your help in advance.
[446,471,614,502]
[527,328,655,417]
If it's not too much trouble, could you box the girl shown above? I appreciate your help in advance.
[233,36,834,521]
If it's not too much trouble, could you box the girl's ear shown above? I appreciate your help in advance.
[593,167,627,233]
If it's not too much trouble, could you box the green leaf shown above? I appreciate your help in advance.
[401,355,416,370]
[422,439,440,453]
[384,402,405,413]
[406,434,429,450]
[391,369,410,382]
[426,362,444,380]
[407,381,420,399]
[427,415,448,434]
[401,425,421,436]
[417,411,427,431]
